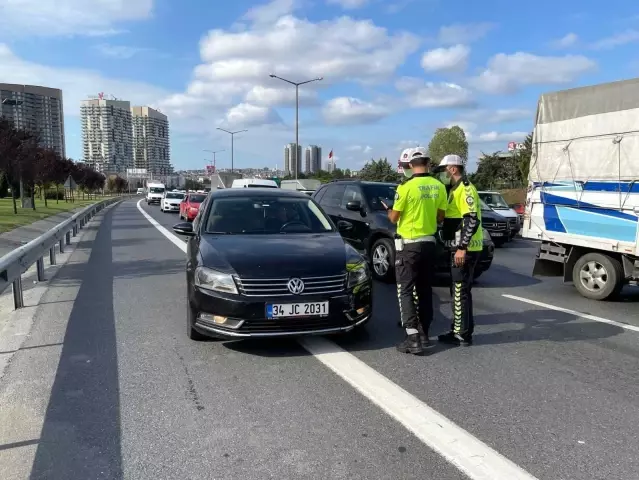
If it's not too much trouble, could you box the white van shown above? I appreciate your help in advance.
[146,182,166,205]
[231,179,278,189]
[478,191,521,239]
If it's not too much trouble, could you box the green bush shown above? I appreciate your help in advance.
[45,190,66,200]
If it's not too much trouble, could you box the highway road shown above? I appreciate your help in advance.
[1,197,639,480]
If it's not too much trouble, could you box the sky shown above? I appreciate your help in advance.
[0,0,637,172]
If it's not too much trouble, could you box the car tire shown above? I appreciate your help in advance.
[572,252,624,301]
[370,238,395,283]
[187,302,207,341]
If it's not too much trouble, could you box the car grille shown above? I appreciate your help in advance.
[235,274,347,297]
[482,221,509,232]
[238,317,351,333]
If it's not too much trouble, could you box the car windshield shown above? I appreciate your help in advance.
[189,194,206,203]
[149,187,164,193]
[480,199,491,210]
[362,184,397,211]
[165,192,184,199]
[480,193,509,209]
[205,196,334,234]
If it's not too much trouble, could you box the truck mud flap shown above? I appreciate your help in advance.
[532,242,567,277]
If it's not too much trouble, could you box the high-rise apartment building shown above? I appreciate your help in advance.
[81,98,133,174]
[131,106,171,175]
[327,157,337,173]
[0,83,66,157]
[305,145,322,173]
[284,143,302,177]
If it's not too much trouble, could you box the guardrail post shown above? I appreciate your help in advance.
[72,225,77,237]
[66,231,71,245]
[13,276,24,309]
[36,257,45,281]
[50,246,56,265]
[59,238,65,253]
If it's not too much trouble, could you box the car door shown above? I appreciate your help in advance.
[338,184,370,252]
[180,194,189,217]
[318,184,346,226]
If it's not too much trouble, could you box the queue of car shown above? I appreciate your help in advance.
[134,176,516,341]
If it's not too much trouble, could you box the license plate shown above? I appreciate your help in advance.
[266,302,329,318]
[491,232,504,237]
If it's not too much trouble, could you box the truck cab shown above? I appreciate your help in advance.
[146,182,165,205]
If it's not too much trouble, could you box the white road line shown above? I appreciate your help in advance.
[136,198,539,480]
[502,294,639,333]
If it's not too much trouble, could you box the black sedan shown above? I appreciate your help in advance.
[172,188,373,340]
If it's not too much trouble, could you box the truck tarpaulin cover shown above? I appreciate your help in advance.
[529,77,639,182]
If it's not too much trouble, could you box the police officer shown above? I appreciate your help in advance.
[435,154,482,346]
[384,147,447,355]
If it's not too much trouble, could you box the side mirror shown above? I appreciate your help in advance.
[345,200,362,212]
[173,222,194,236]
[337,220,353,232]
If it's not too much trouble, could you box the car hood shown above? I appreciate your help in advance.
[164,198,183,203]
[198,233,358,278]
[481,209,508,221]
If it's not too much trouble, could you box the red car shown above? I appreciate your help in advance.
[510,203,525,215]
[179,193,208,221]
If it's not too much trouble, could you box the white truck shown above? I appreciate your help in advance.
[523,78,639,300]
[146,181,166,205]
[280,179,321,195]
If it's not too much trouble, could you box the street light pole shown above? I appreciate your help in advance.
[216,129,247,173]
[269,74,323,180]
[204,149,225,172]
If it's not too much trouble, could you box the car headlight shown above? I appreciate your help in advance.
[347,262,370,288]
[482,228,491,241]
[194,266,238,294]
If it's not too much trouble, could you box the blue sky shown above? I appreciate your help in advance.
[0,0,638,171]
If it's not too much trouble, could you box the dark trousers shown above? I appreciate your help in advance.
[449,250,480,338]
[395,241,436,334]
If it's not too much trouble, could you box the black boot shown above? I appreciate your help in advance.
[417,323,432,349]
[437,331,472,346]
[396,334,424,355]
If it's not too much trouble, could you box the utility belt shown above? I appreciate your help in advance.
[394,234,436,252]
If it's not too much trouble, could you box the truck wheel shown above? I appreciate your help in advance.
[371,238,395,283]
[572,253,624,300]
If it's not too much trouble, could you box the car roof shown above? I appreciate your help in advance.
[210,188,309,199]
[321,180,397,187]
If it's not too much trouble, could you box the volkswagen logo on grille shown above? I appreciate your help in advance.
[287,278,305,294]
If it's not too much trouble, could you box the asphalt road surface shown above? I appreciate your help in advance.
[1,197,638,480]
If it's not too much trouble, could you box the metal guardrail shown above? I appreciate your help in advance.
[0,196,129,310]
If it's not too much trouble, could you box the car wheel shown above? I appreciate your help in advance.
[572,252,624,301]
[187,302,207,341]
[371,238,395,283]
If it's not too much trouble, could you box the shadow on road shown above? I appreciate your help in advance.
[472,264,541,288]
[30,205,123,480]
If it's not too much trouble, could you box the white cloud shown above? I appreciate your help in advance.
[396,77,475,108]
[551,33,578,49]
[471,52,596,94]
[93,44,149,59]
[167,4,420,130]
[245,85,319,107]
[592,29,639,49]
[222,103,283,129]
[347,145,373,153]
[0,44,168,117]
[458,108,532,124]
[0,0,153,37]
[326,0,370,8]
[421,44,469,73]
[438,23,494,45]
[467,131,528,143]
[322,97,390,125]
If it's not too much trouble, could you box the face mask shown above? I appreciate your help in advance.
[403,168,413,178]
[437,172,450,185]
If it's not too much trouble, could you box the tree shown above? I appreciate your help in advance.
[0,171,9,198]
[427,125,469,166]
[471,132,533,190]
[33,149,65,207]
[358,158,400,183]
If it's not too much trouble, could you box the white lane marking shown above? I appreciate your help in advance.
[503,294,639,333]
[136,199,187,252]
[137,198,539,480]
